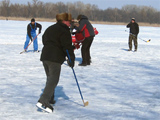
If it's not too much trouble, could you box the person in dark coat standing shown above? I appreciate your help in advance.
[36,13,75,113]
[24,18,42,52]
[126,18,139,51]
[75,15,95,66]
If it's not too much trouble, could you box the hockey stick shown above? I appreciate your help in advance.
[66,50,89,107]
[125,30,151,43]
[20,33,40,54]
[138,37,151,43]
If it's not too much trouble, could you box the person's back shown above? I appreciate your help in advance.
[75,15,95,66]
[37,13,75,113]
[41,22,73,64]
[77,15,95,38]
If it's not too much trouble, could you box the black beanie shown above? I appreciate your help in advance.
[31,18,35,22]
[131,18,135,21]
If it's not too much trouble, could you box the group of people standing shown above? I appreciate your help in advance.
[24,15,95,66]
[24,13,95,113]
[23,13,139,113]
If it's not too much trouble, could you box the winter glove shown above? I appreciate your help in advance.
[39,31,41,34]
[72,45,76,50]
[67,59,74,68]
[30,38,33,41]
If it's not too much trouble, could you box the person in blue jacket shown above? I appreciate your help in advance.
[24,18,42,52]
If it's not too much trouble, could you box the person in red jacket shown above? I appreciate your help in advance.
[75,15,95,66]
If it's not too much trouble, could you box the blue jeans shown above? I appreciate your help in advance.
[24,33,38,51]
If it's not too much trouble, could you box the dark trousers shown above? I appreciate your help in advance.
[39,61,61,103]
[81,36,94,64]
[128,34,138,50]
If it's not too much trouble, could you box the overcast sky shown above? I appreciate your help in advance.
[6,0,160,11]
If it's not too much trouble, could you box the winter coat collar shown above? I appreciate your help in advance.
[80,15,88,20]
[57,22,70,30]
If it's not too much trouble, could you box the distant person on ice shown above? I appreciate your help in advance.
[126,18,139,52]
[36,13,75,113]
[23,18,42,52]
[75,15,95,66]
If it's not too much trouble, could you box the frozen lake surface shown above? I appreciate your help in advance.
[0,20,160,120]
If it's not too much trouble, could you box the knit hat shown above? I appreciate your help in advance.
[31,18,35,22]
[131,18,135,21]
[56,13,72,21]
[77,15,82,20]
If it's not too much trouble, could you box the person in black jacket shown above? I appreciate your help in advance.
[75,15,95,66]
[36,13,75,113]
[24,18,42,52]
[126,18,139,51]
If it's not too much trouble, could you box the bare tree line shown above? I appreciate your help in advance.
[0,0,159,23]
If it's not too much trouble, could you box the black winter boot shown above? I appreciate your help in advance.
[78,63,87,66]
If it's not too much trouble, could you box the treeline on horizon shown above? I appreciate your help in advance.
[0,0,160,24]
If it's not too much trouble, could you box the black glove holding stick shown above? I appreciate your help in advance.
[67,59,74,68]
[66,49,75,68]
[39,30,41,34]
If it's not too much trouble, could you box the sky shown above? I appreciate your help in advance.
[4,0,160,11]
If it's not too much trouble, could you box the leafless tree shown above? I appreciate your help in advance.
[0,0,159,24]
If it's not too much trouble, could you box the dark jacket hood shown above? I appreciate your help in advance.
[81,15,88,20]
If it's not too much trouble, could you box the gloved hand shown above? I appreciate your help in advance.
[31,38,33,41]
[39,31,41,34]
[67,59,74,68]
[72,45,76,50]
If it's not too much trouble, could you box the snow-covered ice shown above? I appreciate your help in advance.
[0,20,160,120]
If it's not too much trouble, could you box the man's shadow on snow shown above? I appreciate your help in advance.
[26,50,41,53]
[121,48,129,51]
[40,86,69,101]
[54,86,69,101]
[40,86,82,106]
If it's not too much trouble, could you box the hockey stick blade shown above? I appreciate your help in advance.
[84,101,89,107]
[83,100,89,107]
[147,39,151,42]
[20,50,25,54]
